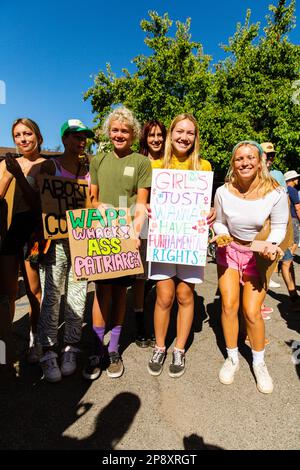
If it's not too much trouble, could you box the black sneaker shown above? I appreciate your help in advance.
[107,352,124,378]
[148,334,156,348]
[169,349,185,378]
[147,346,166,376]
[82,355,101,380]
[135,312,148,348]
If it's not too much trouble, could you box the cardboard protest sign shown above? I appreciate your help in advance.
[0,178,16,243]
[66,207,144,281]
[39,176,91,239]
[147,169,214,266]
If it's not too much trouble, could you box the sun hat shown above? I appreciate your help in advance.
[284,170,300,182]
[60,119,94,138]
[261,142,276,154]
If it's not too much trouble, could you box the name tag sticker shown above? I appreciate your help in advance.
[124,166,135,177]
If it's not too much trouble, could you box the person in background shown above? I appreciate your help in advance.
[147,113,214,379]
[0,118,45,371]
[213,140,288,394]
[37,119,94,382]
[280,170,300,312]
[83,106,151,381]
[261,142,285,290]
[134,120,167,348]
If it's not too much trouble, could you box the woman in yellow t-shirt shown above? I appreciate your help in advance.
[147,113,213,378]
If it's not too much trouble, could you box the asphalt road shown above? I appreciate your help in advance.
[1,253,300,451]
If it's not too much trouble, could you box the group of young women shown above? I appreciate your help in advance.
[0,109,289,394]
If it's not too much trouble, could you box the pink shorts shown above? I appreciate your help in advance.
[216,242,260,285]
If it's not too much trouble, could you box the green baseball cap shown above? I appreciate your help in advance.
[60,119,94,138]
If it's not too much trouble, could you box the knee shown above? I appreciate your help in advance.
[221,300,239,318]
[176,290,193,307]
[243,308,262,324]
[156,292,174,311]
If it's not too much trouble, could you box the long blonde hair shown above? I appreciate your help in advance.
[163,113,201,170]
[227,141,279,196]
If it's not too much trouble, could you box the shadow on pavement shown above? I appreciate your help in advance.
[183,432,224,450]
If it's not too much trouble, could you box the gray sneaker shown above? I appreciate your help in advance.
[107,352,124,378]
[169,349,185,378]
[147,346,166,376]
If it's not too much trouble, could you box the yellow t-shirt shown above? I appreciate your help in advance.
[150,158,164,169]
[169,154,212,171]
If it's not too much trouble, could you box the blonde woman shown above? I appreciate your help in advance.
[147,113,214,378]
[213,140,288,394]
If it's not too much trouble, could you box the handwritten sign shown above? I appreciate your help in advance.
[66,207,144,281]
[147,169,214,266]
[39,176,91,239]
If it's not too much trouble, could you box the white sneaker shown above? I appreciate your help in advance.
[40,351,62,382]
[61,345,80,376]
[219,358,240,385]
[27,332,43,363]
[269,279,281,288]
[253,362,274,394]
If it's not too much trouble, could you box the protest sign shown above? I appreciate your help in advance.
[147,169,214,266]
[66,207,144,281]
[39,176,91,239]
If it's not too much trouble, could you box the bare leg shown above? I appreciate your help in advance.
[154,278,176,348]
[242,276,266,351]
[218,266,240,348]
[174,281,195,350]
[21,259,41,333]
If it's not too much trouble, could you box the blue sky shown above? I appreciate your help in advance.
[0,0,299,150]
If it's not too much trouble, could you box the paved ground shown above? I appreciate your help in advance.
[1,253,300,450]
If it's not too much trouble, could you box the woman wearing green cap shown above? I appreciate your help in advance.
[37,119,93,383]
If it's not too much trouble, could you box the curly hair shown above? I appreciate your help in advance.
[102,106,141,141]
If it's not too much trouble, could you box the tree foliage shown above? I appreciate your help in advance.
[85,1,300,175]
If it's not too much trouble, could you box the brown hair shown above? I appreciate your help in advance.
[139,120,167,156]
[12,118,43,153]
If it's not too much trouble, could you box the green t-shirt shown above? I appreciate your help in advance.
[90,151,152,208]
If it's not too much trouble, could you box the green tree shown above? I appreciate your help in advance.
[85,1,300,174]
[201,0,300,173]
[84,11,212,136]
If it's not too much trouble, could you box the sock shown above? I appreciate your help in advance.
[108,326,122,354]
[174,347,185,353]
[93,326,105,356]
[226,347,239,364]
[252,349,265,365]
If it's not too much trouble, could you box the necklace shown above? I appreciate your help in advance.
[235,181,260,199]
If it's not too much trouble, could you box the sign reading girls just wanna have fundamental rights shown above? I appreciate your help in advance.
[147,169,214,266]
[66,207,144,281]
